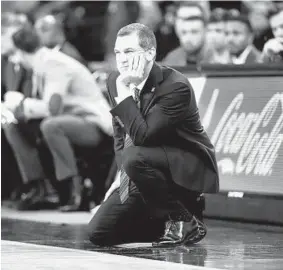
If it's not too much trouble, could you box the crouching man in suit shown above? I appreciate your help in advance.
[88,23,219,247]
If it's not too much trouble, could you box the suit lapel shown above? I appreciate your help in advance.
[141,63,163,115]
[6,61,23,92]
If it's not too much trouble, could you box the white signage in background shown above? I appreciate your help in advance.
[203,90,283,177]
[188,77,207,105]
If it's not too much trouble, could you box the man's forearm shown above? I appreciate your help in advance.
[23,98,50,119]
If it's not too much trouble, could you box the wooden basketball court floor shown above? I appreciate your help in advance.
[1,206,283,270]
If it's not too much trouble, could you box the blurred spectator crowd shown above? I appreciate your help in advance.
[2,0,283,65]
[1,1,283,212]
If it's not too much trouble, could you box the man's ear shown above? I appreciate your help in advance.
[145,47,156,61]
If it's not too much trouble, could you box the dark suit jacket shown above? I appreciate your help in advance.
[1,56,32,100]
[244,45,261,64]
[107,63,219,194]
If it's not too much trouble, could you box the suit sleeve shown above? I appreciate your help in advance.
[110,82,191,146]
[107,73,125,170]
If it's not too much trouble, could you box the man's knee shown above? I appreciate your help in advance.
[122,146,145,178]
[3,123,21,144]
[40,118,60,137]
[3,123,18,137]
[87,222,115,246]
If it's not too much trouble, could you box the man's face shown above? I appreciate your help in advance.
[35,25,55,47]
[1,26,18,56]
[270,11,283,40]
[226,21,252,55]
[175,7,206,54]
[175,20,206,54]
[114,33,150,74]
[207,21,227,51]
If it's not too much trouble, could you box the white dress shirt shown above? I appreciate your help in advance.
[232,45,252,65]
[115,76,148,104]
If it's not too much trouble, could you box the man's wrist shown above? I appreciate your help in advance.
[115,81,132,103]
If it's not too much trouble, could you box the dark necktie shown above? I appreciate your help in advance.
[119,87,140,203]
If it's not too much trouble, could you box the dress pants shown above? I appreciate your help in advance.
[1,129,23,198]
[88,182,166,246]
[2,121,45,183]
[40,115,103,181]
[88,146,202,246]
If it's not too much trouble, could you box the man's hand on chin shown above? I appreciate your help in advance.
[115,54,146,104]
[115,77,132,103]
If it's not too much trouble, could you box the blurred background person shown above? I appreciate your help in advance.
[10,26,113,211]
[1,12,34,202]
[206,8,231,64]
[154,1,180,61]
[241,0,277,51]
[34,14,85,64]
[162,2,213,66]
[261,9,283,63]
[225,10,261,64]
[1,12,31,99]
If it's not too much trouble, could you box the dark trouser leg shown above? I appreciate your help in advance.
[88,183,165,246]
[3,122,45,183]
[1,128,23,199]
[122,146,191,220]
[121,146,206,246]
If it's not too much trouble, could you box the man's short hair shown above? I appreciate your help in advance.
[224,11,253,32]
[209,8,226,23]
[35,15,64,33]
[117,23,157,50]
[175,1,207,23]
[12,26,41,53]
[267,8,283,20]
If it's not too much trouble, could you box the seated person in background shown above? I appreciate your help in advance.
[34,15,86,65]
[162,2,214,66]
[225,10,261,64]
[1,12,38,200]
[153,2,180,61]
[6,26,113,211]
[206,8,232,64]
[261,9,283,63]
[1,12,31,99]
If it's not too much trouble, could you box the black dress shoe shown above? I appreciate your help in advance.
[152,216,207,247]
[59,176,91,212]
[17,180,59,210]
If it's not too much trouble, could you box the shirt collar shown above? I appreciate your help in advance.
[128,76,148,99]
[137,77,148,90]
[32,47,51,73]
[232,45,253,64]
[53,44,62,52]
